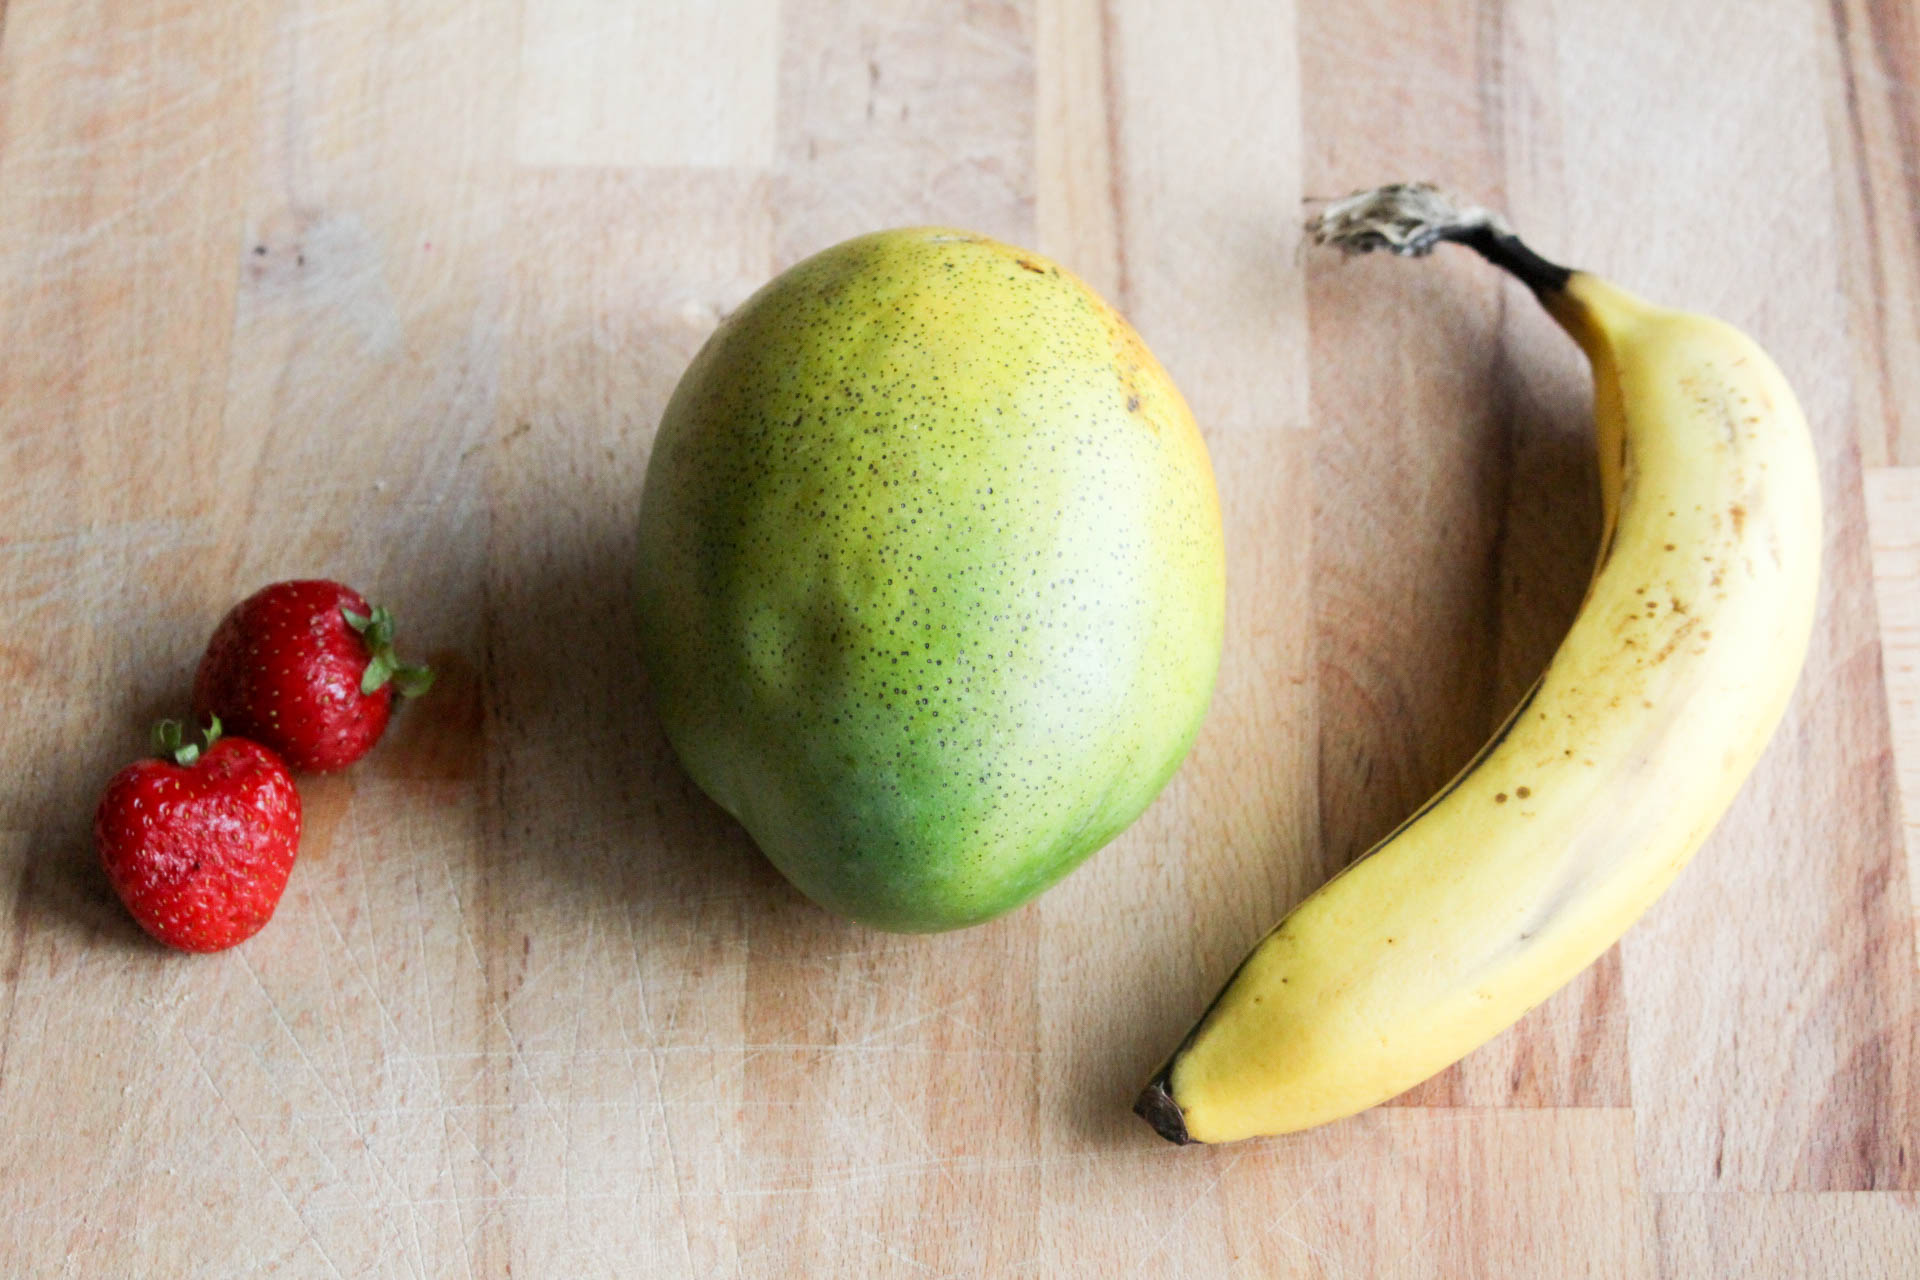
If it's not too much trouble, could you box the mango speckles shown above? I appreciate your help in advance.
[635,227,1226,931]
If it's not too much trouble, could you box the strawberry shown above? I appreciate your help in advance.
[95,718,302,952]
[192,579,433,773]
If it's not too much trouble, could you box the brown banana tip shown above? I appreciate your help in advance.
[1133,1078,1195,1145]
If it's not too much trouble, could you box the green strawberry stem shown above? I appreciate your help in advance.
[343,603,435,699]
[153,715,221,767]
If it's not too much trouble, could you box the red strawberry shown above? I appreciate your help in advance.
[95,718,303,952]
[192,579,433,773]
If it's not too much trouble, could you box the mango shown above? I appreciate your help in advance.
[635,228,1224,931]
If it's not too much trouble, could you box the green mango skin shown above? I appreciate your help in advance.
[636,228,1225,932]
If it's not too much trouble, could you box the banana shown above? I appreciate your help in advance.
[1136,184,1822,1145]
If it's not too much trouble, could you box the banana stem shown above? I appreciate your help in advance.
[1306,183,1571,297]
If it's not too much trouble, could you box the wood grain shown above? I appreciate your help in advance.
[1653,1192,1920,1279]
[1868,467,1920,969]
[516,0,779,170]
[2,0,1917,1273]
[1824,0,1920,469]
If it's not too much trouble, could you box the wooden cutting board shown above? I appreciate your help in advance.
[2,0,1916,1274]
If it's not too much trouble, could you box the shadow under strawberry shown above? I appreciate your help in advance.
[24,688,199,955]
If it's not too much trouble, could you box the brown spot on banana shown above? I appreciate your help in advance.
[1652,616,1703,665]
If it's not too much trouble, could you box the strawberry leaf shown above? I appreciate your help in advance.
[151,716,219,766]
[351,600,431,700]
[391,662,436,699]
[151,719,187,761]
[360,653,396,695]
